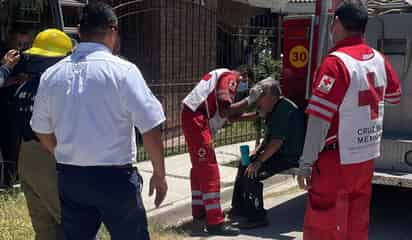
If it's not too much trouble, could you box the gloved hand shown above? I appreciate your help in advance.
[246,85,264,105]
[297,161,312,190]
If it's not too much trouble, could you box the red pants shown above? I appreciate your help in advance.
[181,108,224,226]
[303,149,374,240]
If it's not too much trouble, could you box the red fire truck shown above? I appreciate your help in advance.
[282,0,412,188]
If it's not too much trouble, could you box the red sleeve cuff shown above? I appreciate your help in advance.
[305,108,333,122]
[308,99,337,114]
[385,90,401,104]
[305,105,333,123]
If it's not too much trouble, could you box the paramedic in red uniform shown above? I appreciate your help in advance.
[297,1,402,240]
[181,68,262,236]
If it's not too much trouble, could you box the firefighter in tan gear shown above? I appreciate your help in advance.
[15,29,74,240]
[297,1,401,239]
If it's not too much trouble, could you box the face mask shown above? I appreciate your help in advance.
[237,81,248,92]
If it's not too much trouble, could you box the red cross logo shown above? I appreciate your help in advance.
[198,147,207,158]
[358,72,384,120]
[317,75,335,94]
[324,78,332,85]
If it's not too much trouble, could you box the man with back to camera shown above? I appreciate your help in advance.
[297,1,401,239]
[31,2,167,239]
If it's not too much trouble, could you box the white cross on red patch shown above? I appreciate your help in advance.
[317,75,336,94]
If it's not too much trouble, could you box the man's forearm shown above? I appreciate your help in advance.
[256,139,283,163]
[35,133,57,154]
[228,112,258,122]
[220,99,248,118]
[142,125,166,178]
[300,115,330,174]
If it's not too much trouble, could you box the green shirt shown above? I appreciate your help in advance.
[263,97,305,162]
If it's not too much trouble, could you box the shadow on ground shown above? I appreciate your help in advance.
[369,185,412,240]
[237,194,305,240]
[173,193,306,239]
[171,185,412,239]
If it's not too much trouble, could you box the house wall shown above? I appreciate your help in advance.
[218,0,267,26]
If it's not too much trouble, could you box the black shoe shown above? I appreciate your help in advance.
[207,222,240,236]
[238,218,269,229]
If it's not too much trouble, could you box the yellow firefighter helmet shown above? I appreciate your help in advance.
[24,29,74,57]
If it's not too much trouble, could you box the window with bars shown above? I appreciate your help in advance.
[60,0,85,35]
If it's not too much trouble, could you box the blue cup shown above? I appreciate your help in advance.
[240,145,250,166]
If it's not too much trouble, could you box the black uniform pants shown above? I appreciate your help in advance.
[231,154,298,221]
[0,86,21,187]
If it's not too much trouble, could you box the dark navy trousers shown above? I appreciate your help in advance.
[56,164,149,240]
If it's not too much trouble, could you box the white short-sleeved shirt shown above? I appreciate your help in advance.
[30,42,165,166]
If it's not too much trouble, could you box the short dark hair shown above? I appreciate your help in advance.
[79,2,118,35]
[236,65,254,81]
[334,0,368,34]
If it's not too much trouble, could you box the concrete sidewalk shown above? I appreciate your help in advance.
[137,141,296,227]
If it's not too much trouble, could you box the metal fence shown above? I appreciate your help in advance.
[138,83,258,161]
[110,0,277,161]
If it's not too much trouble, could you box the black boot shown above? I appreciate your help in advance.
[207,222,240,236]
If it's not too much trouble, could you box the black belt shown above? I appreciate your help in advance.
[105,164,134,169]
[323,142,338,151]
